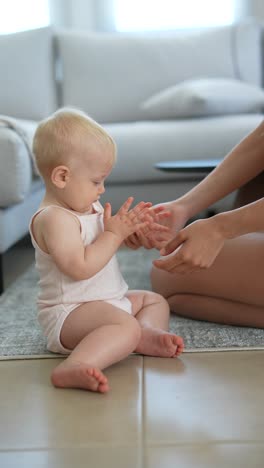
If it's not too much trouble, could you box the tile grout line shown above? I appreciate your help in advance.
[1,347,264,362]
[140,355,147,468]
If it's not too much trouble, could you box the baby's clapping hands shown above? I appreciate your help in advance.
[103,197,170,242]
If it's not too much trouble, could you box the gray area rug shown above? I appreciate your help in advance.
[0,249,263,360]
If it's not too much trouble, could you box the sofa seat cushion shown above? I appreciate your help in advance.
[104,114,263,184]
[0,118,38,207]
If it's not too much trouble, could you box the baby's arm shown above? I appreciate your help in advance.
[37,198,153,281]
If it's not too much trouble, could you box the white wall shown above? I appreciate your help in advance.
[243,0,264,21]
[49,0,115,31]
[49,0,264,32]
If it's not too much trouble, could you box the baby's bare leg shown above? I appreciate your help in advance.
[127,291,184,357]
[51,301,141,392]
[151,233,264,328]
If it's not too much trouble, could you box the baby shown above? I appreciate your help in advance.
[30,107,184,393]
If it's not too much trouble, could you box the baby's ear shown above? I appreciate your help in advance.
[51,165,70,188]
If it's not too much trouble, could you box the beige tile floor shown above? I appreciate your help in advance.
[1,236,264,468]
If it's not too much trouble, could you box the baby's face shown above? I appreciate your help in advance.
[65,144,114,213]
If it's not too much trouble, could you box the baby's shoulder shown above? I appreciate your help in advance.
[34,205,80,231]
[32,206,81,252]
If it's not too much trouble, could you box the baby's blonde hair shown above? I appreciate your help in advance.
[33,107,116,178]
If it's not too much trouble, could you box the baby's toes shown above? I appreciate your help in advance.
[174,336,184,356]
[98,382,110,393]
[161,334,177,355]
[91,368,108,384]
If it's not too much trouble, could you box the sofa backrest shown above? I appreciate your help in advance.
[0,20,262,123]
[56,19,263,123]
[0,27,57,120]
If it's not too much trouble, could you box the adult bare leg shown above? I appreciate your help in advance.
[151,233,264,328]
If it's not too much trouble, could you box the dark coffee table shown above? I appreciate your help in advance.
[155,159,221,217]
[155,159,221,173]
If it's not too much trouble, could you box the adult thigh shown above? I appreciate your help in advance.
[151,233,264,307]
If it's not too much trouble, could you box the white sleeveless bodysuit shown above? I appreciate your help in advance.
[29,202,132,354]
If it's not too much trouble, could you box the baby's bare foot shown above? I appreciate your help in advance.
[135,328,184,357]
[51,361,109,393]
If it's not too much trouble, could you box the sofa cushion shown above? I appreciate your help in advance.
[141,78,264,119]
[0,180,44,252]
[0,119,38,207]
[56,19,262,123]
[104,114,263,184]
[235,20,263,88]
[0,27,57,120]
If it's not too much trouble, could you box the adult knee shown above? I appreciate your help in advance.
[167,293,191,314]
[151,266,165,296]
[151,265,191,299]
[151,265,176,299]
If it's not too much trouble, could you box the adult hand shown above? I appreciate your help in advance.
[153,217,225,274]
[124,200,190,250]
[104,197,169,241]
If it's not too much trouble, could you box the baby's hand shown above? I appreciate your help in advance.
[103,197,168,241]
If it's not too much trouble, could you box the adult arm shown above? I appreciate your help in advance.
[175,120,264,219]
[126,120,264,251]
[154,197,264,274]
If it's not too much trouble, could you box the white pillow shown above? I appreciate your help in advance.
[141,78,264,119]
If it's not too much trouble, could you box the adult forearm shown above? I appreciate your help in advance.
[177,120,264,218]
[214,198,264,239]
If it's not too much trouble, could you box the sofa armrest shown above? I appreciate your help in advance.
[0,127,32,207]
